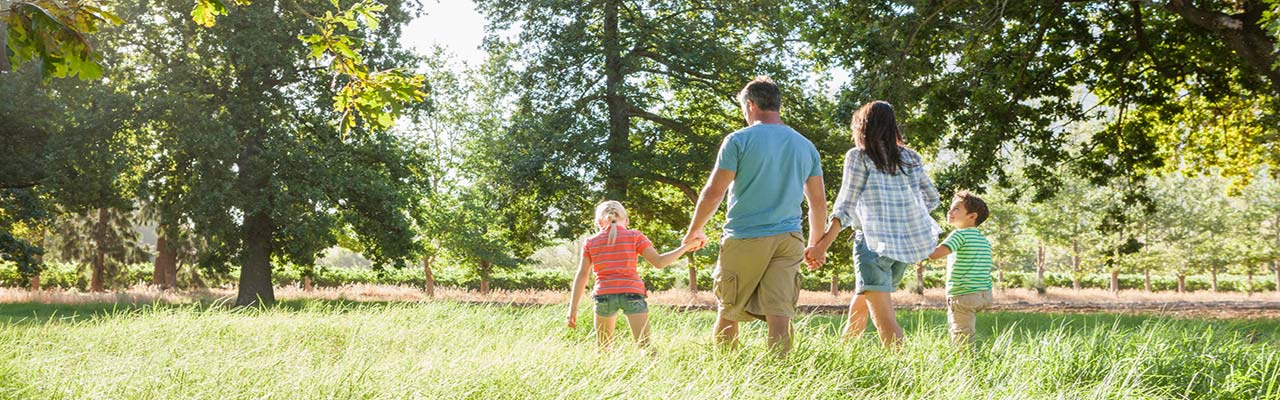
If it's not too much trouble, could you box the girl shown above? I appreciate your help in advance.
[811,101,942,348]
[567,201,692,350]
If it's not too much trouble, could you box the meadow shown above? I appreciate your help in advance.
[1,299,1277,399]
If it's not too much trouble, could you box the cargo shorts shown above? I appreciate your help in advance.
[713,231,805,321]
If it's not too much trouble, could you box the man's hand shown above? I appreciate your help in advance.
[682,230,708,251]
[803,244,827,271]
[566,313,578,328]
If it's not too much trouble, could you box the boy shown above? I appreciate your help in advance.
[928,190,993,346]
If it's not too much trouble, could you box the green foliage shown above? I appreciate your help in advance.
[469,0,843,256]
[2,0,121,80]
[793,0,1280,194]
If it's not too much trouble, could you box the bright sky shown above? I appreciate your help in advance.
[401,0,488,66]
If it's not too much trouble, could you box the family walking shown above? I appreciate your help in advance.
[567,77,995,355]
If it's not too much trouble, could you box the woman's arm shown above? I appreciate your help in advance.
[567,248,593,328]
[911,150,941,211]
[818,150,866,253]
[828,149,867,234]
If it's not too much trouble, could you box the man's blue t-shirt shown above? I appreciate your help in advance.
[714,123,823,239]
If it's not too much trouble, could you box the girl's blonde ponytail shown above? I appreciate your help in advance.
[594,201,629,245]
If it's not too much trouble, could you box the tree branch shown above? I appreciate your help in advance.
[624,103,693,135]
[1163,0,1280,93]
[635,170,697,204]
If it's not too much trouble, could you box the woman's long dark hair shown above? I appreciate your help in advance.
[851,101,908,175]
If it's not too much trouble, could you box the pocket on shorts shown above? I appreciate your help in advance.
[792,271,803,304]
[714,270,738,307]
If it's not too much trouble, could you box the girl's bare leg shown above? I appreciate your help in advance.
[624,312,651,348]
[841,294,871,341]
[595,314,618,351]
[863,291,904,348]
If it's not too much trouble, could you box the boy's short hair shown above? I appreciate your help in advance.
[737,76,782,111]
[953,190,989,226]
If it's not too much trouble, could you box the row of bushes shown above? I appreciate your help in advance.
[2,262,1277,293]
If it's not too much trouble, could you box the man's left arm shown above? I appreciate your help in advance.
[802,175,827,269]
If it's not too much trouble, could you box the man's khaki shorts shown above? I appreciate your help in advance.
[713,231,805,321]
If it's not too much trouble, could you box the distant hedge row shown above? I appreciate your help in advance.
[2,262,1276,293]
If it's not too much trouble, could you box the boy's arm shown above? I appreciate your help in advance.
[640,244,691,269]
[567,249,592,328]
[928,244,951,260]
[931,231,963,260]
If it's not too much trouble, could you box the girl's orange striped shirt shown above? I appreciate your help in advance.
[583,228,652,296]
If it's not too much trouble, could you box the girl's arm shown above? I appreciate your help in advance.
[640,243,692,269]
[567,248,592,328]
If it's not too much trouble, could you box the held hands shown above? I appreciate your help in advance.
[803,243,828,271]
[682,230,708,252]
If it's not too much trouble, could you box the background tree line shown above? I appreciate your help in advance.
[2,0,1278,303]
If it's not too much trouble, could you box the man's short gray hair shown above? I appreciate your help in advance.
[737,76,782,112]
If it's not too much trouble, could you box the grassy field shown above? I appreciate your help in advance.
[1,300,1278,399]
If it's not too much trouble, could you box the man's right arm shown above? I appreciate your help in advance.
[683,168,735,250]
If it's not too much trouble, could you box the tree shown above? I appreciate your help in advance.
[106,0,430,306]
[3,0,424,133]
[470,0,846,254]
[794,0,1280,196]
[46,208,147,291]
[1025,172,1106,290]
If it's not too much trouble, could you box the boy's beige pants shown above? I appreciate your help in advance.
[947,290,994,345]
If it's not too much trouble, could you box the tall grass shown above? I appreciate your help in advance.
[0,300,1277,399]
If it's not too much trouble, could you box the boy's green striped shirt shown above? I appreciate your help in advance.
[942,227,993,297]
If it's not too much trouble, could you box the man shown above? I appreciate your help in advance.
[682,76,827,356]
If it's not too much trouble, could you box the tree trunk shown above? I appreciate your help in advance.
[602,0,631,201]
[90,207,108,292]
[1144,269,1151,292]
[1274,261,1279,294]
[1036,244,1045,283]
[1110,270,1120,295]
[1177,273,1186,293]
[830,273,838,297]
[1210,267,1219,292]
[914,263,925,295]
[479,260,491,295]
[30,231,42,291]
[190,265,207,289]
[423,256,435,297]
[236,210,276,306]
[0,20,9,73]
[303,275,313,291]
[154,234,178,289]
[91,250,106,292]
[1071,240,1081,291]
[1246,267,1254,296]
[996,263,1004,291]
[687,262,698,293]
